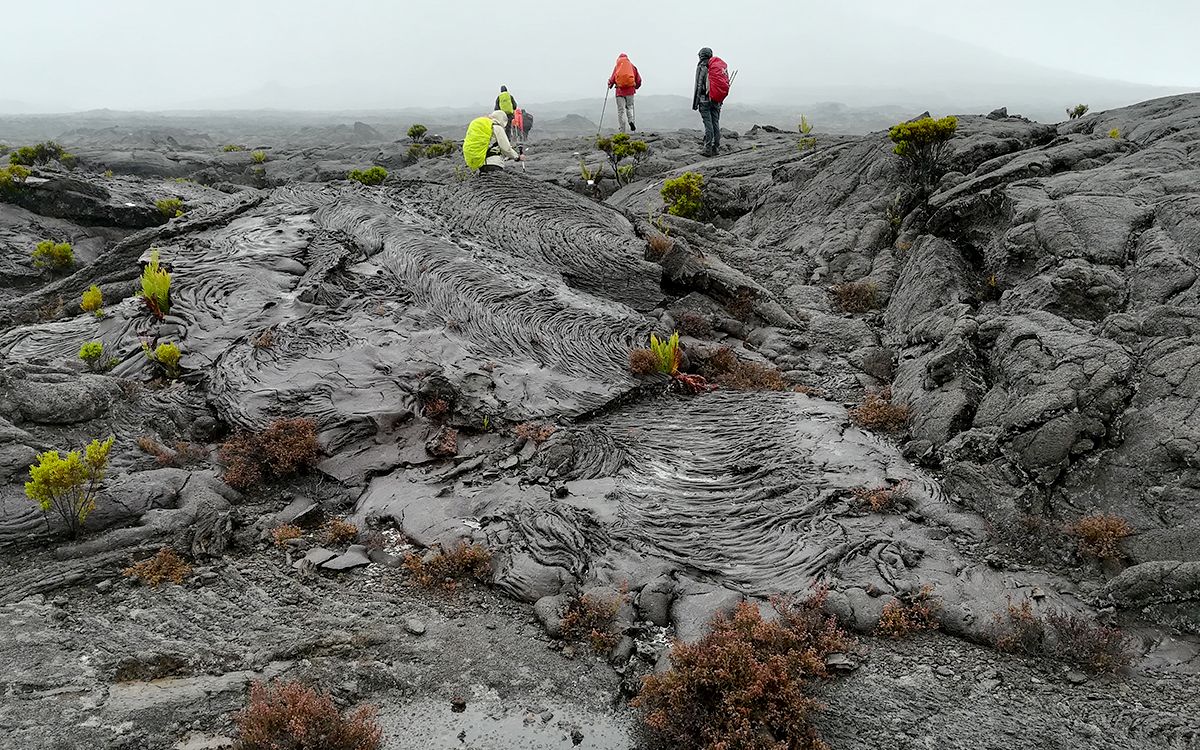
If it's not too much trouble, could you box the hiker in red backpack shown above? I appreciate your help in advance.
[512,108,526,143]
[693,47,730,156]
[607,53,642,133]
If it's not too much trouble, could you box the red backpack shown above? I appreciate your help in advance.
[708,56,730,103]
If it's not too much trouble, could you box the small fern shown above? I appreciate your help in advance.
[649,332,681,374]
[140,249,171,319]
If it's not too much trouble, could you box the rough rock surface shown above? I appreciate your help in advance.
[2,95,1200,748]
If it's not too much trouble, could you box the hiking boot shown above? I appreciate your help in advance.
[630,121,636,131]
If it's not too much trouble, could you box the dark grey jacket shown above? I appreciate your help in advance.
[692,58,710,110]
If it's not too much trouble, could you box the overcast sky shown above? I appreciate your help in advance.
[2,0,1197,112]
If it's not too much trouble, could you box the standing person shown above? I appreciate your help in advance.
[461,110,524,174]
[512,108,525,143]
[692,47,730,156]
[607,53,642,133]
[521,110,534,141]
[495,86,518,139]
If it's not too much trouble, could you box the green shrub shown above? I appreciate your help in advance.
[1108,127,1121,139]
[597,132,648,185]
[140,249,171,319]
[798,137,817,151]
[0,164,32,189]
[103,169,114,178]
[250,150,267,164]
[661,172,704,219]
[888,115,958,190]
[1067,104,1089,120]
[798,115,813,134]
[155,197,185,218]
[144,341,181,379]
[407,124,428,142]
[406,143,425,160]
[222,144,246,152]
[32,240,74,271]
[617,164,635,182]
[9,141,70,166]
[348,166,387,185]
[24,436,115,538]
[78,341,105,371]
[423,141,455,158]
[81,284,104,316]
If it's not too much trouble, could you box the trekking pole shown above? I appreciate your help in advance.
[597,88,610,137]
[518,143,526,173]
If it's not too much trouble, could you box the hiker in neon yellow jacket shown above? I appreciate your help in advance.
[494,85,518,138]
[462,110,522,173]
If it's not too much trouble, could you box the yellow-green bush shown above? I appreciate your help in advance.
[78,341,105,371]
[155,197,185,218]
[799,115,813,134]
[1108,128,1121,139]
[24,436,115,538]
[140,249,171,319]
[32,240,74,271]
[81,284,104,316]
[649,332,681,374]
[597,133,648,185]
[407,124,428,141]
[144,341,181,379]
[251,150,267,164]
[888,115,958,190]
[348,166,387,185]
[0,164,32,189]
[661,172,704,219]
[1067,104,1089,119]
[222,144,246,152]
[9,141,71,166]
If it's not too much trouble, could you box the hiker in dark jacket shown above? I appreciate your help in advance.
[495,86,518,139]
[521,110,534,141]
[692,47,720,156]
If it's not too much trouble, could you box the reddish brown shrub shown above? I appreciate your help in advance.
[514,421,557,444]
[634,592,849,750]
[675,310,713,337]
[849,387,909,432]
[139,436,209,467]
[629,348,660,375]
[403,541,492,591]
[252,329,275,349]
[851,480,910,512]
[990,598,1133,674]
[560,593,621,653]
[123,547,191,586]
[422,397,449,420]
[322,518,359,546]
[696,346,786,391]
[1065,513,1133,559]
[832,281,878,313]
[272,524,304,548]
[426,426,458,458]
[875,586,940,638]
[646,233,674,260]
[233,679,382,750]
[219,418,320,490]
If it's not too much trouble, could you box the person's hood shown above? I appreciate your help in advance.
[617,53,628,59]
[698,47,712,60]
[500,85,508,92]
[489,110,508,126]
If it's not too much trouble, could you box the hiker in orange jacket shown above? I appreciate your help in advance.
[607,53,642,133]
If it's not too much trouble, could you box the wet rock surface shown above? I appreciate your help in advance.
[2,95,1200,748]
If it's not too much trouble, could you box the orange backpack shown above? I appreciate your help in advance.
[614,56,636,88]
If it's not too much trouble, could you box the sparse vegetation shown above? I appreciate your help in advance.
[24,436,115,538]
[140,249,171,319]
[0,164,32,189]
[406,143,425,159]
[648,332,681,374]
[798,137,817,151]
[156,197,185,218]
[123,547,191,586]
[634,592,849,750]
[798,115,813,134]
[990,598,1134,674]
[403,541,493,591]
[78,341,107,372]
[31,240,74,271]
[660,171,704,219]
[423,141,456,158]
[323,518,360,546]
[233,679,382,750]
[628,348,660,375]
[560,593,621,653]
[142,341,182,379]
[347,166,387,185]
[674,310,712,337]
[850,387,909,432]
[272,524,304,548]
[222,144,246,152]
[81,284,104,317]
[9,141,73,166]
[851,480,911,512]
[695,346,786,391]
[1067,104,1090,120]
[1108,127,1121,139]
[218,417,321,490]
[136,436,208,467]
[888,115,958,191]
[832,280,879,312]
[645,232,674,260]
[876,586,940,638]
[596,132,648,185]
[251,150,267,164]
[407,124,428,142]
[1065,513,1133,560]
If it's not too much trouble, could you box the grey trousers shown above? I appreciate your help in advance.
[616,95,636,132]
[699,100,722,153]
